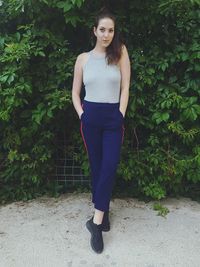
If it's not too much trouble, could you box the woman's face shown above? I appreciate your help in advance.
[94,17,115,48]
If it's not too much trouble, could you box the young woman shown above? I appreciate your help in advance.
[72,9,131,253]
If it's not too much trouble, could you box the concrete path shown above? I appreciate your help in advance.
[0,193,200,267]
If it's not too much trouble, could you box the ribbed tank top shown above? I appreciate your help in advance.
[83,51,121,103]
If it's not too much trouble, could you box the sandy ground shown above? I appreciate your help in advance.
[0,193,200,267]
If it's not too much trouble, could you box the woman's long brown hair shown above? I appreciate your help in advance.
[93,8,123,65]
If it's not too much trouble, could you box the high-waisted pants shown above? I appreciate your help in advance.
[80,99,125,212]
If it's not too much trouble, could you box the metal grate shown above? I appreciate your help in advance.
[54,155,90,185]
[52,128,90,185]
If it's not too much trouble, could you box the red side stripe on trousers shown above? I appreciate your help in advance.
[80,121,88,154]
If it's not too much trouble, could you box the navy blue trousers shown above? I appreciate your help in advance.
[80,100,125,212]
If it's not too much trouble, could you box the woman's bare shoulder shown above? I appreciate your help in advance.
[76,52,90,66]
[118,44,130,65]
[121,44,129,56]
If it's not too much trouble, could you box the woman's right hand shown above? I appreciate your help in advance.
[79,111,84,120]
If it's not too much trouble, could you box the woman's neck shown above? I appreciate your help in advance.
[93,44,106,55]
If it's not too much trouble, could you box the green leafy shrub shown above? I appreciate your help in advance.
[0,0,200,203]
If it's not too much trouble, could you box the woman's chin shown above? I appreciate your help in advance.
[102,42,110,47]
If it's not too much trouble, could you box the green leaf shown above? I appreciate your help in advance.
[161,112,169,122]
[0,75,9,83]
[7,74,15,84]
[38,51,45,57]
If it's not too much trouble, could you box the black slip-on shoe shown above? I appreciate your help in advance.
[86,218,104,253]
[101,211,110,232]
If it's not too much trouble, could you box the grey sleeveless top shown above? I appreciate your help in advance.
[83,51,121,103]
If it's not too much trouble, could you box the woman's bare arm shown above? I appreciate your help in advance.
[119,45,131,117]
[72,53,85,119]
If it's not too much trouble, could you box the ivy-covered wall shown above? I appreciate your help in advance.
[0,0,200,203]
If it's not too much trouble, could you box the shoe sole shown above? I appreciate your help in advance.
[86,221,103,254]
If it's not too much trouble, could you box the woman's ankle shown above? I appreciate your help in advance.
[93,209,105,225]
